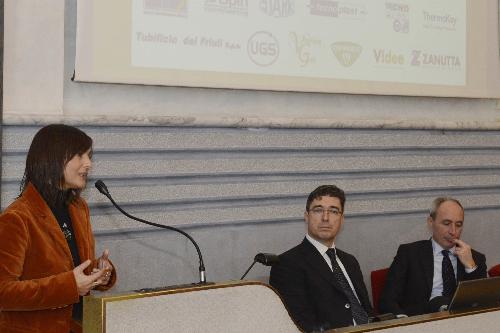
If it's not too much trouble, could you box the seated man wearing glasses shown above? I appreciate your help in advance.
[270,185,372,332]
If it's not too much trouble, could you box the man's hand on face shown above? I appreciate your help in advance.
[452,239,476,269]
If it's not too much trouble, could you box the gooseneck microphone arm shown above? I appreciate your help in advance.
[94,180,206,284]
[240,261,257,280]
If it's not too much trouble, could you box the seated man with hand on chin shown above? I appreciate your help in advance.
[380,197,487,317]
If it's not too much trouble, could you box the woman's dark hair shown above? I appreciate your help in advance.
[20,124,93,207]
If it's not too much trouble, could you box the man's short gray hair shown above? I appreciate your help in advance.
[429,197,464,219]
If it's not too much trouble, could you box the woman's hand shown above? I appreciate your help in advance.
[95,249,113,286]
[73,260,106,296]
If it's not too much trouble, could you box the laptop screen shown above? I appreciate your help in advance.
[449,276,500,313]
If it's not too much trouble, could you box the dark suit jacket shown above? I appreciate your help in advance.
[379,239,487,316]
[269,238,373,332]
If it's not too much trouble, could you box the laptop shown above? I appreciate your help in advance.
[448,276,500,313]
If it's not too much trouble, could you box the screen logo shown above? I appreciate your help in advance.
[204,0,249,16]
[422,10,457,31]
[309,0,367,20]
[260,0,295,17]
[331,42,362,67]
[290,32,321,66]
[411,50,461,69]
[385,2,410,33]
[142,0,188,17]
[248,31,280,66]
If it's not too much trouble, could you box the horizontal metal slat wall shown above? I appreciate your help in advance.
[2,125,500,293]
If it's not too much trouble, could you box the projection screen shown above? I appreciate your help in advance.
[75,0,500,98]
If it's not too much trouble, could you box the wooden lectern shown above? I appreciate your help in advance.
[83,280,300,333]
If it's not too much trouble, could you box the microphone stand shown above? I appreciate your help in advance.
[95,180,207,284]
[240,253,279,280]
[240,260,257,280]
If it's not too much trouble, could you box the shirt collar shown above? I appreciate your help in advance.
[306,233,335,256]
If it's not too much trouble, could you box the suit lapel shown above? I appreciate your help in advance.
[69,199,92,265]
[300,239,347,293]
[420,240,434,293]
[23,184,73,261]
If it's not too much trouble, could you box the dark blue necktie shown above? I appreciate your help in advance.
[326,248,368,325]
[442,250,457,297]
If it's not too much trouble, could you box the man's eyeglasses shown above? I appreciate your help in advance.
[309,207,343,217]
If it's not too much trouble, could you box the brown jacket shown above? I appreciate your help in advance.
[0,183,116,333]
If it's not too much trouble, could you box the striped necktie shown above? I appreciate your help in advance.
[326,248,368,325]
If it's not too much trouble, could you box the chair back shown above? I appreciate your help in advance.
[371,267,389,315]
[488,264,500,277]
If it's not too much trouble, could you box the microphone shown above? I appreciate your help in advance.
[240,253,279,280]
[254,253,279,266]
[95,180,207,284]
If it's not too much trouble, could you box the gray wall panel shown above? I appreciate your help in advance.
[2,125,499,297]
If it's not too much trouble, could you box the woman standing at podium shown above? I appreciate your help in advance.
[0,124,117,333]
